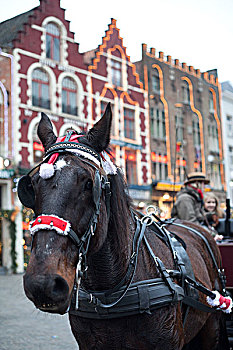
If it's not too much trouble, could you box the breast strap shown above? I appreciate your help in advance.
[69,278,184,319]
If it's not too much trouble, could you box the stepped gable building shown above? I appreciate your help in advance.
[84,19,151,202]
[135,44,225,215]
[0,0,150,272]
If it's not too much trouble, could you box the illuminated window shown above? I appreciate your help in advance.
[151,153,168,181]
[125,150,137,185]
[152,71,160,93]
[111,60,122,86]
[32,69,50,109]
[46,23,60,61]
[124,108,135,140]
[62,77,77,115]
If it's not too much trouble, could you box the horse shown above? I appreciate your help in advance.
[19,104,229,350]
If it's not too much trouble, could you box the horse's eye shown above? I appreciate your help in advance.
[85,180,93,191]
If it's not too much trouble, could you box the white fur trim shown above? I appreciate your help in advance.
[206,291,221,307]
[206,291,232,313]
[30,214,71,236]
[101,151,117,175]
[39,163,55,179]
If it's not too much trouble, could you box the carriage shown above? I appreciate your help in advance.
[17,104,232,349]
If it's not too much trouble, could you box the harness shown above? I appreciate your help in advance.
[17,133,231,319]
[70,214,226,319]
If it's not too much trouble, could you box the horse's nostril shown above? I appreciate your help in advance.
[52,276,69,295]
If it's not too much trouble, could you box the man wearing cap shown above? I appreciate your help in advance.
[171,172,209,225]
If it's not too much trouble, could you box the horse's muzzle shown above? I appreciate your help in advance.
[23,273,70,314]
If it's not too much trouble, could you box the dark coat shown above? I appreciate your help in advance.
[171,186,205,225]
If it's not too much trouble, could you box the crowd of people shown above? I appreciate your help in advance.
[171,171,225,241]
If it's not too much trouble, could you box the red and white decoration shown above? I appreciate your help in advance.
[30,214,71,236]
[206,290,232,313]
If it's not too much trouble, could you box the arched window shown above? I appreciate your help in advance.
[32,69,50,109]
[182,82,190,104]
[152,70,160,93]
[62,77,78,115]
[46,22,60,61]
[111,59,122,86]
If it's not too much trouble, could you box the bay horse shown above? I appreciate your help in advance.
[19,104,229,350]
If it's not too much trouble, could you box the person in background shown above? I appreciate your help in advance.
[171,172,209,225]
[204,193,224,241]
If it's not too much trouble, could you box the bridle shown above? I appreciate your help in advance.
[18,133,112,281]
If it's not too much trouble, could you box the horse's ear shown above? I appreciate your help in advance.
[38,113,57,151]
[86,102,112,152]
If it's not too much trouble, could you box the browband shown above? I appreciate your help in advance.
[45,142,102,163]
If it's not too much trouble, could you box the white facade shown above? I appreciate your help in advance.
[221,81,233,206]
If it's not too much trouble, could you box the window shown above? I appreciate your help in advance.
[193,119,202,171]
[175,157,186,182]
[208,123,219,153]
[151,153,168,181]
[192,119,200,146]
[209,91,214,112]
[62,77,77,115]
[182,84,190,104]
[229,146,233,164]
[124,108,135,140]
[46,23,60,61]
[151,109,166,139]
[152,71,160,93]
[209,162,221,190]
[32,69,50,109]
[175,114,184,143]
[125,150,137,185]
[227,115,233,137]
[111,59,122,86]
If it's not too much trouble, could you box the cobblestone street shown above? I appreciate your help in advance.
[0,274,78,350]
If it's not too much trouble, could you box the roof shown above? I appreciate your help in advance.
[82,48,97,65]
[221,81,233,93]
[0,8,37,48]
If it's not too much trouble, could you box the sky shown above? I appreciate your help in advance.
[0,0,232,84]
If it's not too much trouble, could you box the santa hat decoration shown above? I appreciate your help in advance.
[206,291,232,313]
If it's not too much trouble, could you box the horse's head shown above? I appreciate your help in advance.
[20,104,114,314]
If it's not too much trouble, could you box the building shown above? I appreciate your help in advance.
[135,45,225,216]
[0,0,150,271]
[221,81,233,206]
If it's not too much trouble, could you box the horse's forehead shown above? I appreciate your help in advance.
[56,154,93,177]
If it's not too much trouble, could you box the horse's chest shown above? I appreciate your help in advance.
[69,309,182,350]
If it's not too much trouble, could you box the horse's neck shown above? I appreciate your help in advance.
[84,210,135,291]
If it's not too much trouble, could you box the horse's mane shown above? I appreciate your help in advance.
[108,168,134,237]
